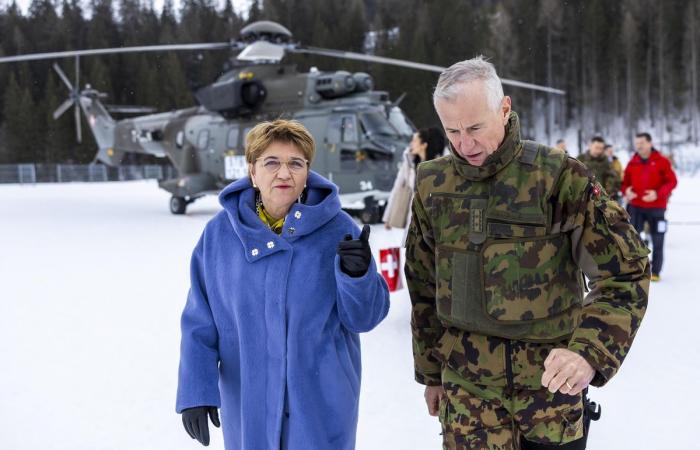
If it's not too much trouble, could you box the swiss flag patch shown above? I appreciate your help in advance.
[379,248,402,292]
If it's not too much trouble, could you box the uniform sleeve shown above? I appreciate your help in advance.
[605,164,621,195]
[334,254,390,333]
[176,235,221,413]
[556,161,650,387]
[405,173,443,386]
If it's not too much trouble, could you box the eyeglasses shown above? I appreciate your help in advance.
[256,156,309,174]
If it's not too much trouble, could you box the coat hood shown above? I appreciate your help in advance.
[218,171,341,262]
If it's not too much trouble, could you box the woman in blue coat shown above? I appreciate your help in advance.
[176,119,391,450]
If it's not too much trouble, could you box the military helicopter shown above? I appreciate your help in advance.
[0,21,564,221]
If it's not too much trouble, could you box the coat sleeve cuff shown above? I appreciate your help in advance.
[568,340,617,387]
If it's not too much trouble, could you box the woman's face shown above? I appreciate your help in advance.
[409,132,427,157]
[249,141,309,217]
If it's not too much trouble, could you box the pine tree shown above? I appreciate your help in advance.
[2,73,37,163]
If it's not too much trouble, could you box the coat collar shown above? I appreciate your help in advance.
[449,111,521,181]
[219,171,341,262]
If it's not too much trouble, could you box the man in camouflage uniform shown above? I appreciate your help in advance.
[405,57,649,450]
[577,136,621,199]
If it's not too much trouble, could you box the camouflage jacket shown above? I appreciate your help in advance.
[577,152,621,196]
[405,112,649,389]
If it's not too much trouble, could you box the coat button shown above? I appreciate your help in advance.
[251,248,259,256]
[267,241,275,249]
[294,211,302,219]
[288,227,295,235]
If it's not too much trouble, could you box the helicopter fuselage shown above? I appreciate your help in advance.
[86,64,414,220]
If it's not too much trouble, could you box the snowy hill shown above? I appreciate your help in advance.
[1,178,698,449]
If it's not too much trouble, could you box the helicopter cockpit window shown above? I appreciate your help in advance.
[176,131,184,148]
[243,127,253,143]
[227,128,239,148]
[388,107,416,138]
[341,116,358,142]
[359,111,399,138]
[197,130,210,150]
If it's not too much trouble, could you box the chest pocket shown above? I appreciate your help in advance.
[481,225,582,323]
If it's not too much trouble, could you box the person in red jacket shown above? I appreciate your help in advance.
[622,132,678,281]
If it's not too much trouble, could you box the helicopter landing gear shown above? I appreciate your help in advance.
[170,196,187,215]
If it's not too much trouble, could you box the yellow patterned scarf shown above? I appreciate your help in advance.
[257,198,285,234]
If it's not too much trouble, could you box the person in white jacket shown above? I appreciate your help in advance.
[383,127,445,237]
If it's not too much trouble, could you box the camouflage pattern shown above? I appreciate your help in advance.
[405,112,650,446]
[426,137,585,342]
[440,365,583,449]
[610,156,623,181]
[577,152,621,196]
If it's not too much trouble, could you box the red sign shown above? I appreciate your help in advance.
[379,247,402,292]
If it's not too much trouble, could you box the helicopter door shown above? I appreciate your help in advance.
[326,113,367,194]
[326,114,360,168]
[224,127,247,180]
[197,129,211,172]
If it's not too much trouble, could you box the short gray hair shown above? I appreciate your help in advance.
[433,56,504,111]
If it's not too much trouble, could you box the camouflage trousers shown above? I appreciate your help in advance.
[439,365,584,450]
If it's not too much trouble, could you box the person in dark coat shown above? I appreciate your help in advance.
[176,119,391,449]
[577,136,620,197]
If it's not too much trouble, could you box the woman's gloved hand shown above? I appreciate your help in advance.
[338,225,372,277]
[181,406,220,446]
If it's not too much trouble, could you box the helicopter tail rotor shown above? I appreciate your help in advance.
[52,60,84,142]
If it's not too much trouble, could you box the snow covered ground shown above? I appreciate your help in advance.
[1,177,698,449]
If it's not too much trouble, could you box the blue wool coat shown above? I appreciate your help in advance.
[176,171,390,450]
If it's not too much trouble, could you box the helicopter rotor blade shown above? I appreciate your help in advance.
[75,102,82,143]
[53,63,74,91]
[0,42,231,64]
[293,46,566,95]
[53,98,74,120]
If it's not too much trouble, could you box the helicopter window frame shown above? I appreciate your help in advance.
[359,110,400,139]
[197,129,210,150]
[341,115,358,143]
[227,128,240,149]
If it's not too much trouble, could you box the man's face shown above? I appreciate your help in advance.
[556,141,567,151]
[435,81,511,167]
[634,137,653,158]
[589,141,605,157]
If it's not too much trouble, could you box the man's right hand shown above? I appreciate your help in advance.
[181,406,220,446]
[424,385,445,416]
[625,186,637,201]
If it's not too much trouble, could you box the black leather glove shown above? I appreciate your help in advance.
[337,225,372,277]
[181,406,220,446]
